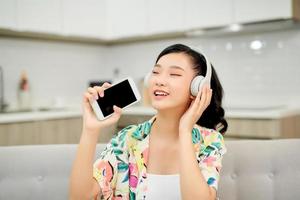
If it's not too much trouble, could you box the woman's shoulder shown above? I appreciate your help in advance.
[192,124,225,149]
[114,117,153,144]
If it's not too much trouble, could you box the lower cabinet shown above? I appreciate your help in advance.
[0,117,116,146]
[226,115,300,139]
[1,114,299,145]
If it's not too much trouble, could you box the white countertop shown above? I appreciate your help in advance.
[1,105,300,124]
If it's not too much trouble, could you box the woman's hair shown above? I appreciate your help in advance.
[155,44,228,134]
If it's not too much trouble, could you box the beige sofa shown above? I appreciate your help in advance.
[0,139,299,200]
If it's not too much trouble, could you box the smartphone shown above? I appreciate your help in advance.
[90,77,141,120]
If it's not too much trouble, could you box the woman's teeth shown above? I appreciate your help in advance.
[154,91,169,96]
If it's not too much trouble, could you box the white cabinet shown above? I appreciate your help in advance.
[234,0,294,24]
[62,0,106,38]
[106,0,146,39]
[146,0,185,34]
[184,0,233,30]
[17,0,62,34]
[1,0,300,41]
[0,0,17,29]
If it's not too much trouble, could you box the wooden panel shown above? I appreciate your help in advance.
[38,117,83,144]
[0,117,117,146]
[0,121,39,145]
[226,118,281,139]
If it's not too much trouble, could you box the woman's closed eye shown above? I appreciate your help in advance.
[152,70,159,74]
[170,73,182,76]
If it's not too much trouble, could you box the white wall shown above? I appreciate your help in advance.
[107,29,300,108]
[1,28,300,110]
[0,37,110,109]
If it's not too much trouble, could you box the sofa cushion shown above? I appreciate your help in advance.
[0,139,299,200]
[0,144,105,200]
[218,139,300,200]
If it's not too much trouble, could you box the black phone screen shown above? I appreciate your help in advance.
[96,79,137,117]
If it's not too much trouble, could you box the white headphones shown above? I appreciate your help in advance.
[144,52,212,97]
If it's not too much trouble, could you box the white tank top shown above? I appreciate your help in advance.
[146,173,181,200]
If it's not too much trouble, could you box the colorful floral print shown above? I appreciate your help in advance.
[93,116,226,199]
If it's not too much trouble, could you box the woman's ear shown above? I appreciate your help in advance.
[190,95,195,100]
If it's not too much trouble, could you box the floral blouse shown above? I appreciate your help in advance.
[93,116,227,200]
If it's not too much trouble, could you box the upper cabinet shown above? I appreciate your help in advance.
[0,0,17,30]
[146,0,185,34]
[106,0,146,39]
[62,0,106,38]
[17,0,62,34]
[0,0,299,41]
[233,0,300,24]
[184,0,233,30]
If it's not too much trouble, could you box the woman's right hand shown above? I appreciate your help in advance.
[82,82,122,135]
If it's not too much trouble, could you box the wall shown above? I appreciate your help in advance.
[0,37,110,109]
[107,28,300,109]
[1,27,300,110]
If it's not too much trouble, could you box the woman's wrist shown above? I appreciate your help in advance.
[179,129,193,144]
[81,128,100,144]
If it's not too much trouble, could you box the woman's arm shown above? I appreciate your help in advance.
[178,85,215,200]
[69,83,122,200]
[69,131,101,200]
[178,131,216,200]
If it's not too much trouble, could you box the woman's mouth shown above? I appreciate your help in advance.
[153,90,169,98]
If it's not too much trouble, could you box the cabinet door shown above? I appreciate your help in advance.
[62,0,106,38]
[0,122,40,146]
[106,0,147,39]
[0,0,17,29]
[184,0,233,30]
[147,0,185,34]
[17,0,62,34]
[234,0,292,24]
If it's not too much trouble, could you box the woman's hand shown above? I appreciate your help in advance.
[82,82,122,135]
[179,85,212,134]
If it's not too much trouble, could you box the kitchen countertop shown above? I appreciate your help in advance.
[1,105,300,124]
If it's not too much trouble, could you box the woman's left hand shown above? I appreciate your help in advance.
[179,85,213,134]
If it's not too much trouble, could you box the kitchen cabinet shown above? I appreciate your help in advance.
[0,0,17,29]
[146,0,185,34]
[62,0,106,38]
[0,117,116,146]
[17,0,62,34]
[226,115,300,139]
[184,0,233,30]
[233,0,300,24]
[1,0,300,43]
[106,0,147,39]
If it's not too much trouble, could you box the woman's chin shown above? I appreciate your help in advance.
[151,101,176,111]
[151,102,167,110]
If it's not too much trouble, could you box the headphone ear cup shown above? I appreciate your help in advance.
[190,75,204,97]
[144,72,151,88]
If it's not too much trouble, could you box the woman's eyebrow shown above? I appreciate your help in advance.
[154,64,185,71]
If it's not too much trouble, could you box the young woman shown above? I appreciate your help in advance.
[70,44,228,200]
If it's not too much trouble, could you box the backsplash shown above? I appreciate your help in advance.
[1,28,300,110]
[0,38,111,109]
[106,28,300,108]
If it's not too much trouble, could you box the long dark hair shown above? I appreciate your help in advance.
[155,44,228,134]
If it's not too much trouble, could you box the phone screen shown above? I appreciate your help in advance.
[96,79,137,117]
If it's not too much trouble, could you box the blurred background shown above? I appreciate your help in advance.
[1,0,300,145]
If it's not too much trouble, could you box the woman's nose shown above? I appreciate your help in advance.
[154,75,167,86]
[155,82,164,86]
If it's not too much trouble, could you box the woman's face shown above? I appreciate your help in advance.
[148,52,196,111]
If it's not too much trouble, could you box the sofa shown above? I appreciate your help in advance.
[0,139,299,200]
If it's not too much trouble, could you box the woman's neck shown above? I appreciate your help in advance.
[152,108,185,141]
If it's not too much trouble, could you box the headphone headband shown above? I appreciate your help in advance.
[201,52,212,87]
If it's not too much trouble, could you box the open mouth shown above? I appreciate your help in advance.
[154,90,169,96]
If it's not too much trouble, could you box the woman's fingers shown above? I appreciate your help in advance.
[87,82,112,100]
[95,82,112,97]
[103,105,122,124]
[196,85,212,114]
